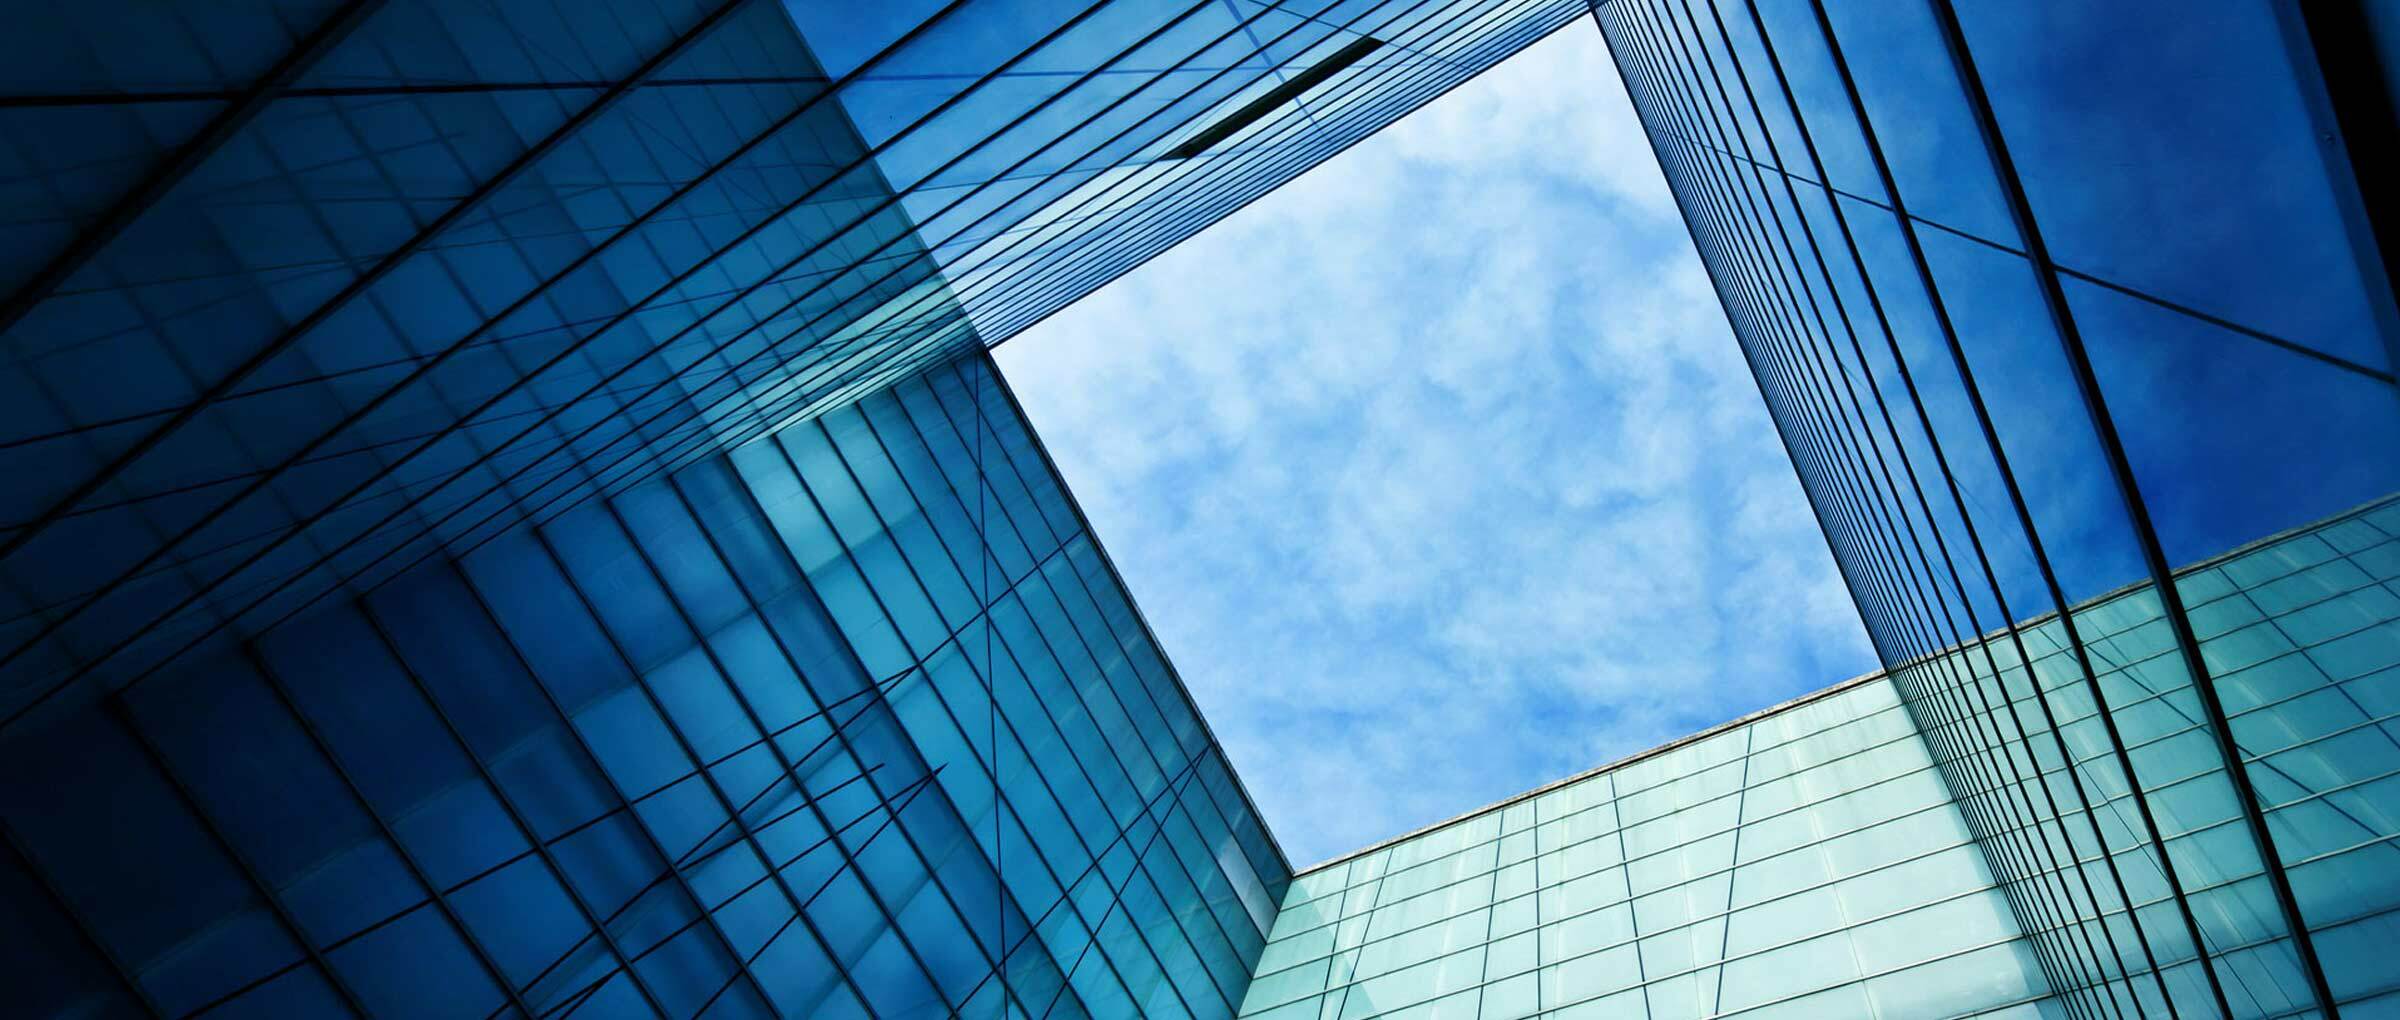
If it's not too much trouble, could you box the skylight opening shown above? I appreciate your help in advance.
[998,25,1873,864]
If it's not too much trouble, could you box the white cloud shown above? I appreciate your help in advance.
[996,24,1873,865]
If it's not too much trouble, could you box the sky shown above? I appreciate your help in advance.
[994,24,1875,867]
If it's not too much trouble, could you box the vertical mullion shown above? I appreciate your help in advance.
[1686,0,2139,992]
[1705,725,1754,1016]
[344,578,707,1019]
[234,642,613,1019]
[940,355,1296,892]
[1730,0,2176,1009]
[725,451,1166,1015]
[1922,3,2341,1014]
[1609,4,2111,1014]
[1604,771,1652,1017]
[716,435,1173,1018]
[595,489,971,1009]
[766,423,1215,1019]
[900,370,1271,965]
[1797,0,2239,1013]
[496,526,841,1016]
[816,403,1253,1008]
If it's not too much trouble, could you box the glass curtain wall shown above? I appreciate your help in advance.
[1898,497,2400,1019]
[0,0,1585,719]
[1593,0,2400,1016]
[1236,674,2057,1020]
[773,0,1588,351]
[0,348,1288,1020]
[10,2,2400,1017]
[0,0,978,709]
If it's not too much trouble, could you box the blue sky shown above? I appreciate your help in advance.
[994,25,1875,866]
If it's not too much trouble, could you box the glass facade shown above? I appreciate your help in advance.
[1240,674,2053,1020]
[0,349,1287,1019]
[1597,0,2400,1016]
[1232,501,2400,1020]
[0,0,1581,704]
[6,1,2400,1018]
[0,0,981,696]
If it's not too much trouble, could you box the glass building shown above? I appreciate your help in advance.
[1230,497,2400,1020]
[1,348,1289,1020]
[2,1,2396,1018]
[1240,671,2051,1020]
[1593,0,2400,1016]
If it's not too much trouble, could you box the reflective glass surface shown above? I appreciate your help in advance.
[4,0,2397,1017]
[1239,677,2056,1020]
[0,350,1287,1019]
[1598,0,2400,1015]
[0,0,1583,711]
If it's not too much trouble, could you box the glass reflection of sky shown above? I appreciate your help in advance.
[1955,0,2400,577]
[1799,0,2399,617]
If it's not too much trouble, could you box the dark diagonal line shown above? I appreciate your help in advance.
[0,0,385,342]
[0,0,754,567]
